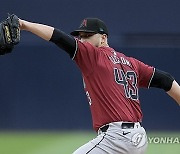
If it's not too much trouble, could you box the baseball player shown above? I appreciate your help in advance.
[18,17,180,154]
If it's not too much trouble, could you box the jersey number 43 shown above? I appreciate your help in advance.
[114,68,138,100]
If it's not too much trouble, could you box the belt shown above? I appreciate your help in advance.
[100,122,141,132]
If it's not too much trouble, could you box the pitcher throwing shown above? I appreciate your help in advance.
[9,15,180,154]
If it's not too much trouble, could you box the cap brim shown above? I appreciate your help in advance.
[70,29,96,36]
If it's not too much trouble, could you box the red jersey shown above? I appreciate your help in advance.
[74,40,154,131]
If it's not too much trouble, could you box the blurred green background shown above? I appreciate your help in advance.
[0,131,179,154]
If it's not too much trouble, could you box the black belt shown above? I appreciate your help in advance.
[100,122,141,132]
[100,125,109,132]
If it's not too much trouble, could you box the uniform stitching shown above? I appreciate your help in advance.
[147,67,156,88]
[72,38,78,60]
[86,133,106,154]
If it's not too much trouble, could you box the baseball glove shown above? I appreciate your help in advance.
[0,14,20,55]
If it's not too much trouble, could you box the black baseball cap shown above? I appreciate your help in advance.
[70,18,108,36]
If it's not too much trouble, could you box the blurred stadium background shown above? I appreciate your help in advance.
[0,0,179,153]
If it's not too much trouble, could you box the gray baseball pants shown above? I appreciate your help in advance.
[73,122,148,154]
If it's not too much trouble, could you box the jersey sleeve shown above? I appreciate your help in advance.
[49,28,77,58]
[132,58,155,88]
[73,40,99,76]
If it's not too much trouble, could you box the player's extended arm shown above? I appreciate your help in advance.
[167,80,180,106]
[19,19,54,41]
[150,69,180,106]
[19,19,76,58]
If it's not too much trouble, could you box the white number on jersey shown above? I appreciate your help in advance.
[114,68,138,100]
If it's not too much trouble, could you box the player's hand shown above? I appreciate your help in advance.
[18,19,25,30]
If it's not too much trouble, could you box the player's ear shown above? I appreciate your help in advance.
[102,34,107,39]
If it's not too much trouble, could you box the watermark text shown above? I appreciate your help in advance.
[148,137,180,144]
